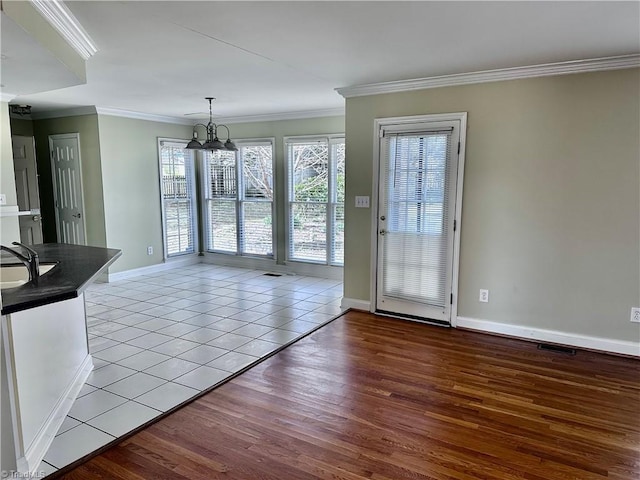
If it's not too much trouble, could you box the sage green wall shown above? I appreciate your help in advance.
[222,116,345,263]
[96,115,192,273]
[33,115,106,246]
[344,68,640,342]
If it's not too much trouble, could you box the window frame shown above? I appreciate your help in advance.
[157,138,198,260]
[284,134,345,266]
[202,137,276,259]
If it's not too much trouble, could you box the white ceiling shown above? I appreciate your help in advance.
[5,1,640,122]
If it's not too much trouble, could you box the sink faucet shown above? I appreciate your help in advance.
[0,242,40,285]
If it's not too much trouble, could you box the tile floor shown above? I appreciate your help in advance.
[37,263,343,476]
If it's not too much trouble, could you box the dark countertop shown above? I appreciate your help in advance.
[1,243,121,315]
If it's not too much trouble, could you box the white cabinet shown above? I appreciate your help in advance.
[1,294,93,474]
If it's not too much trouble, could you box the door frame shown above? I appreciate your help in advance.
[369,113,467,327]
[49,133,87,244]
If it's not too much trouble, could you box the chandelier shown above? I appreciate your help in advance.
[186,97,237,151]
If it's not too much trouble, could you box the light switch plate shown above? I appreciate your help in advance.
[479,289,489,303]
[355,196,370,208]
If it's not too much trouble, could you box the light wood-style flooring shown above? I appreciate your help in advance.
[58,310,640,479]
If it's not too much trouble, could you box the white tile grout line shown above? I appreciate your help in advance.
[43,263,344,476]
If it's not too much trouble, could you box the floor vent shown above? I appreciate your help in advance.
[537,343,576,355]
[263,273,282,277]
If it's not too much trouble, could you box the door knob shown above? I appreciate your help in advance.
[380,216,385,221]
[32,215,41,222]
[379,229,386,236]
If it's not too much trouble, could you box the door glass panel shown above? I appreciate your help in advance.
[382,133,451,307]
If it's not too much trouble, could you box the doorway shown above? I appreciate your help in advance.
[372,113,466,326]
[12,135,43,244]
[49,133,86,245]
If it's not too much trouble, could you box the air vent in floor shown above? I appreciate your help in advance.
[537,343,576,355]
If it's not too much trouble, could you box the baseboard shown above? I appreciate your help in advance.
[202,253,343,281]
[340,298,371,311]
[456,316,640,357]
[106,255,200,282]
[18,354,93,474]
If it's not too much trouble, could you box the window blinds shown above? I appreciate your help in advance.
[380,130,453,307]
[159,142,196,257]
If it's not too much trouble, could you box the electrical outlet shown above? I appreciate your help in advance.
[147,246,153,255]
[355,196,370,208]
[631,308,640,323]
[479,289,489,303]
[0,193,6,205]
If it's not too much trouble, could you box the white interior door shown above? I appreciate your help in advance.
[375,117,463,325]
[49,134,86,245]
[12,135,43,244]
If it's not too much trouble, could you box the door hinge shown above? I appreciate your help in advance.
[453,219,457,232]
[450,293,453,305]
[457,142,461,154]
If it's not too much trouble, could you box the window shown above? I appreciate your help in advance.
[159,140,197,257]
[204,140,274,256]
[286,136,345,265]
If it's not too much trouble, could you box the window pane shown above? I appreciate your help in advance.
[290,202,326,261]
[331,204,344,265]
[242,145,273,200]
[161,145,195,256]
[291,143,328,202]
[242,202,273,256]
[207,200,236,252]
[165,200,194,255]
[207,151,236,199]
[333,142,345,204]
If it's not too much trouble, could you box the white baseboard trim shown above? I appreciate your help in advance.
[341,298,371,311]
[19,354,93,474]
[456,316,640,357]
[202,253,343,281]
[106,255,200,282]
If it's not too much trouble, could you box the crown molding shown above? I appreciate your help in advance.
[30,106,97,120]
[30,0,98,60]
[32,105,345,125]
[336,54,640,98]
[215,107,345,125]
[95,107,194,125]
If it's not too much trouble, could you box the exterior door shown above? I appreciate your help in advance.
[375,116,464,325]
[12,135,43,244]
[49,134,86,245]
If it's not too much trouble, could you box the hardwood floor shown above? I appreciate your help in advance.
[58,311,640,480]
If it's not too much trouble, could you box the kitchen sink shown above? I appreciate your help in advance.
[0,263,57,289]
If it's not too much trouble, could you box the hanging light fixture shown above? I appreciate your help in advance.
[186,97,237,151]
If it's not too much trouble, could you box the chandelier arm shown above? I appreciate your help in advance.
[216,124,231,139]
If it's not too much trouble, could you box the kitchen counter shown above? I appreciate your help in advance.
[1,242,121,475]
[1,243,121,315]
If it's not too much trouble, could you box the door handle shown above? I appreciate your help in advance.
[72,213,82,219]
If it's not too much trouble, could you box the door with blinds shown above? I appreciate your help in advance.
[376,116,464,324]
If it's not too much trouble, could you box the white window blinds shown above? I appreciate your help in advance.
[203,140,274,257]
[159,141,197,257]
[380,129,453,307]
[286,136,345,265]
